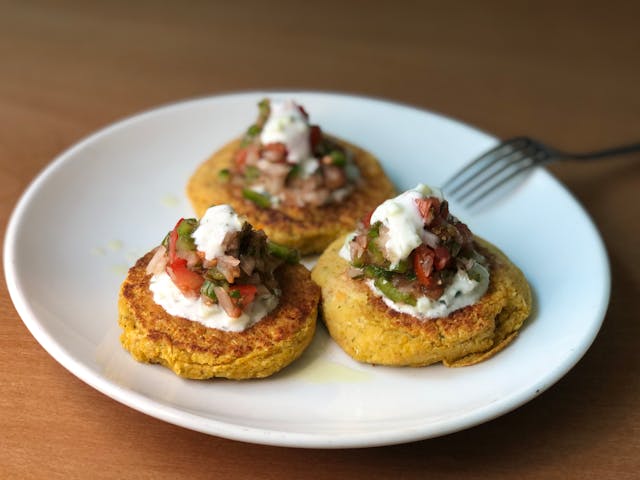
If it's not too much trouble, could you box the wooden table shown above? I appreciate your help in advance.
[2,1,639,478]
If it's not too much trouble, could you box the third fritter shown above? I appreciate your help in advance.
[187,98,395,255]
[312,184,532,367]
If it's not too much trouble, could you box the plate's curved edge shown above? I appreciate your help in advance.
[2,90,611,449]
[525,166,612,369]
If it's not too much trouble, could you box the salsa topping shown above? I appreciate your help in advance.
[224,99,360,208]
[146,205,299,320]
[340,185,490,317]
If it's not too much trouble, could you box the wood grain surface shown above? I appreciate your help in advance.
[2,1,639,478]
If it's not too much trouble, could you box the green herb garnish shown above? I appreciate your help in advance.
[363,264,392,280]
[285,164,302,183]
[218,168,231,182]
[257,99,270,125]
[200,280,218,301]
[247,124,261,137]
[242,188,271,208]
[328,150,347,167]
[176,218,198,250]
[267,240,300,264]
[244,165,260,182]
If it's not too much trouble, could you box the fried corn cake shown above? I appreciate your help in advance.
[312,236,532,367]
[119,251,320,380]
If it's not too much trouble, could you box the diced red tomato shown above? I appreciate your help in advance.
[362,209,374,228]
[455,221,473,245]
[262,142,288,162]
[309,125,322,150]
[168,218,184,264]
[439,200,449,219]
[229,284,258,308]
[433,246,451,270]
[414,198,440,225]
[413,245,436,288]
[234,147,249,170]
[167,257,204,296]
[166,218,203,295]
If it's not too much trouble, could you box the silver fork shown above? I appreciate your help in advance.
[442,136,640,206]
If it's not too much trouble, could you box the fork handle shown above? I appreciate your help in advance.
[566,142,640,160]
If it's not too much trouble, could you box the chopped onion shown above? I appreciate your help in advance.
[239,255,256,275]
[347,267,364,278]
[217,255,241,282]
[146,246,167,275]
[421,230,440,249]
[213,286,241,318]
[183,250,200,269]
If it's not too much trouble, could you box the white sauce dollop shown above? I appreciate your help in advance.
[339,232,356,261]
[192,204,243,261]
[370,184,443,268]
[260,100,313,164]
[149,271,278,332]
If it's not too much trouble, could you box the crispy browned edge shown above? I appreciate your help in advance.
[311,235,532,367]
[186,136,396,255]
[118,251,320,379]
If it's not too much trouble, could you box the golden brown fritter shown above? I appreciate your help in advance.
[311,236,532,367]
[118,251,320,379]
[186,136,396,255]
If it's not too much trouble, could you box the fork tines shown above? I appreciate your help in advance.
[443,137,549,206]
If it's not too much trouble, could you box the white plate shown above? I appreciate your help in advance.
[4,91,610,448]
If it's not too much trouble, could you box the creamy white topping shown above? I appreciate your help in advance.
[192,205,244,261]
[369,184,443,268]
[366,264,489,319]
[149,271,278,332]
[301,157,320,176]
[339,232,356,261]
[260,100,313,164]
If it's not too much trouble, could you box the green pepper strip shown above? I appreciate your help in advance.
[362,264,391,280]
[392,258,410,273]
[242,188,271,208]
[467,262,484,282]
[177,218,197,236]
[257,99,270,126]
[204,268,227,282]
[329,150,347,167]
[374,277,417,306]
[244,165,260,182]
[367,222,380,239]
[285,164,301,183]
[176,218,198,251]
[246,124,261,137]
[366,223,387,266]
[161,232,170,249]
[218,168,231,182]
[267,240,300,264]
